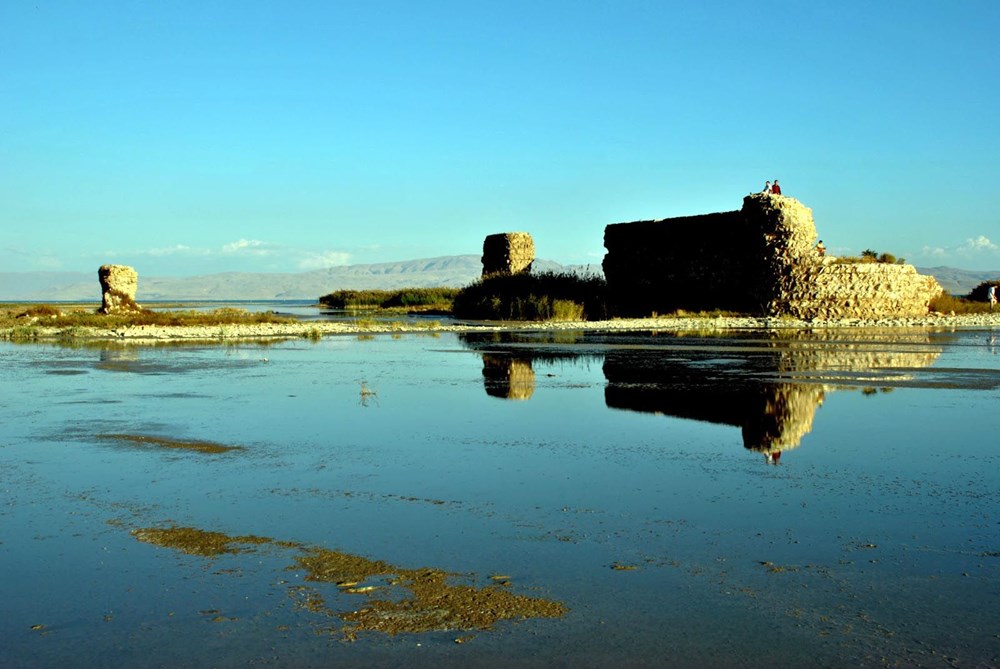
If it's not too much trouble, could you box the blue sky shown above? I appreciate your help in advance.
[2,0,998,276]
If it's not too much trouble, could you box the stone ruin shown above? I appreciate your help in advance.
[98,264,141,314]
[603,193,943,319]
[482,232,535,277]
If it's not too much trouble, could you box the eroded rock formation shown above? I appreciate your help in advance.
[98,264,141,314]
[603,193,943,319]
[482,232,535,277]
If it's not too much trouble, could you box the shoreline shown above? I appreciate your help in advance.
[4,312,1000,343]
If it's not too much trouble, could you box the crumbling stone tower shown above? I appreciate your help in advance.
[98,264,141,314]
[482,232,535,277]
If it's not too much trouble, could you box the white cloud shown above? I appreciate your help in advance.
[959,235,998,253]
[921,245,948,258]
[297,251,352,270]
[221,238,275,255]
[146,244,211,257]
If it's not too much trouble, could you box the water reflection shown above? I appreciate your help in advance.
[482,355,536,400]
[461,330,945,461]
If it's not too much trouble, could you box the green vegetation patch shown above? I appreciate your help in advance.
[968,279,1000,303]
[930,291,997,315]
[1,304,294,331]
[453,272,608,321]
[832,249,906,265]
[319,288,459,311]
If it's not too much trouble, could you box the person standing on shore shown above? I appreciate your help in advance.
[772,179,782,195]
[989,285,997,311]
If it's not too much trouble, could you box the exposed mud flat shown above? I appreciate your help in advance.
[131,525,566,639]
[97,433,244,454]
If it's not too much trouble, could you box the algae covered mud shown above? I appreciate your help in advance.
[1,329,998,667]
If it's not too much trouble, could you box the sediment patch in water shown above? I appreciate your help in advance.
[97,433,244,454]
[130,525,566,639]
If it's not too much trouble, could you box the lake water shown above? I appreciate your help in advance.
[2,328,998,668]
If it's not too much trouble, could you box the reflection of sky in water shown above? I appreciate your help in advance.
[1,330,998,667]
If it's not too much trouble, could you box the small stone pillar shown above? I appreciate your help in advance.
[98,264,141,314]
[482,232,535,277]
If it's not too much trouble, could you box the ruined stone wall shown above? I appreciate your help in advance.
[783,260,942,319]
[603,194,942,319]
[482,232,535,277]
[98,264,141,314]
[603,210,757,315]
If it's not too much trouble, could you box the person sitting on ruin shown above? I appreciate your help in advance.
[762,180,772,194]
[816,240,826,256]
[771,179,782,195]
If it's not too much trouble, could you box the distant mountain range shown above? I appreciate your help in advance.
[0,256,993,302]
[0,255,602,302]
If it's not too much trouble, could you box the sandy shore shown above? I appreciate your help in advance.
[6,312,1000,343]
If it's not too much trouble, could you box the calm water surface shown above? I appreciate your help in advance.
[1,329,998,668]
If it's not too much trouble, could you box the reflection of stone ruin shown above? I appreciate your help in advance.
[603,331,943,455]
[482,232,535,277]
[481,355,536,400]
[98,264,141,314]
[458,329,944,458]
[603,194,943,319]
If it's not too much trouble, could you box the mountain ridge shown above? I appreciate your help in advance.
[0,256,992,301]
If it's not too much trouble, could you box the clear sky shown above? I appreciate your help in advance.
[2,0,998,276]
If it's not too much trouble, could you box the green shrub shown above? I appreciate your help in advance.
[552,300,585,321]
[453,272,608,321]
[836,249,905,265]
[319,288,459,310]
[0,305,293,331]
[17,304,62,318]
[968,280,1000,303]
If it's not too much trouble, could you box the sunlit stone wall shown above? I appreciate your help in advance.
[603,194,942,319]
[98,264,141,314]
[482,232,535,277]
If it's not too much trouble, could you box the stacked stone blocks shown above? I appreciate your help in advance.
[482,232,535,277]
[98,264,142,314]
[603,194,942,319]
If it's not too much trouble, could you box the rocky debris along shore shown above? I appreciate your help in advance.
[5,313,1000,343]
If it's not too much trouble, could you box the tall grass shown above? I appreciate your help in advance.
[453,272,608,321]
[1,305,294,330]
[319,288,459,310]
[929,292,996,314]
[833,249,906,264]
